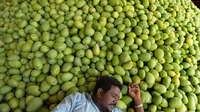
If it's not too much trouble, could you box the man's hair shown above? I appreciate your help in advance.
[93,76,122,94]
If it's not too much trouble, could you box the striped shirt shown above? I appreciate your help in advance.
[52,92,122,112]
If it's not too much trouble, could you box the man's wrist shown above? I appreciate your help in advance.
[135,104,143,108]
[133,97,142,106]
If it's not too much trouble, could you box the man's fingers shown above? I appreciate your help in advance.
[130,83,138,87]
[129,84,139,89]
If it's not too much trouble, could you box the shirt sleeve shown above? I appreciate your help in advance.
[52,92,81,112]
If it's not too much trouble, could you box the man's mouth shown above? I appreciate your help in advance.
[109,103,116,108]
[111,102,117,105]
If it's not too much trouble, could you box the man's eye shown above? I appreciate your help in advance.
[111,94,115,97]
[112,95,117,99]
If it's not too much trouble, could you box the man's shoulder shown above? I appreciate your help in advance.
[68,92,90,100]
[68,92,84,98]
[71,92,84,96]
[68,92,99,110]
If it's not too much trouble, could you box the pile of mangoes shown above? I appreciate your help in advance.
[1,0,200,111]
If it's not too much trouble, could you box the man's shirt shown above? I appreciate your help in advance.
[52,92,122,112]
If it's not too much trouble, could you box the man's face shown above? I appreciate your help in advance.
[98,85,121,111]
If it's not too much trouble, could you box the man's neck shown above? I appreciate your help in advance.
[91,95,110,112]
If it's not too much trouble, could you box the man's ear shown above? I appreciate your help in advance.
[97,88,104,98]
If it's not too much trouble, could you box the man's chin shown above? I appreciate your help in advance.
[101,105,112,112]
[108,105,115,111]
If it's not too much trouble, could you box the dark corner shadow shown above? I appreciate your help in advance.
[192,0,200,8]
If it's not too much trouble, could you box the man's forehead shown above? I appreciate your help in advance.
[109,85,121,93]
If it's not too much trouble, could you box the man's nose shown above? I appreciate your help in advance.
[114,97,119,103]
[112,100,117,104]
[116,96,120,101]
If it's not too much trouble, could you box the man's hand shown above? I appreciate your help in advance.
[128,83,140,99]
[128,83,142,105]
[128,83,144,112]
